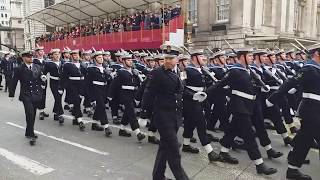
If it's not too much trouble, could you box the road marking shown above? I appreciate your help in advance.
[6,122,109,156]
[0,147,54,175]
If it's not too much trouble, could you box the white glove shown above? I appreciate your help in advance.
[266,99,274,107]
[41,75,47,82]
[138,118,148,128]
[41,85,46,89]
[91,101,96,106]
[226,96,230,102]
[192,92,207,102]
[279,79,283,84]
[135,100,140,105]
[58,90,63,95]
[261,85,270,93]
[107,97,112,101]
[79,95,84,99]
[110,72,116,78]
[288,88,297,94]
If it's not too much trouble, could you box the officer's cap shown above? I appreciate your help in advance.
[189,49,204,56]
[20,50,33,57]
[226,52,237,58]
[160,42,183,58]
[212,50,226,59]
[154,54,165,60]
[121,53,132,59]
[50,48,60,54]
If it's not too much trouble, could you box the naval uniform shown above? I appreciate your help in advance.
[9,63,45,137]
[33,58,47,111]
[142,66,189,180]
[268,60,320,168]
[0,58,15,91]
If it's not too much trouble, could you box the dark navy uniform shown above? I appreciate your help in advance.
[268,59,320,180]
[43,60,64,121]
[61,61,86,127]
[33,58,47,112]
[109,61,123,123]
[0,58,15,92]
[87,65,112,131]
[9,63,45,138]
[142,66,189,180]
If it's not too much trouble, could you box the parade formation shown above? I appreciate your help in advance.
[0,39,319,180]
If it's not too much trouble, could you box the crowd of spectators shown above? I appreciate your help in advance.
[36,5,181,43]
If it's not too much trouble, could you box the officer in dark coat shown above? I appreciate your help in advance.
[9,50,46,141]
[43,48,65,124]
[267,44,320,180]
[207,48,277,175]
[142,44,189,180]
[108,53,145,142]
[1,52,14,92]
[33,46,49,120]
[86,51,112,136]
[61,49,87,131]
[61,49,73,110]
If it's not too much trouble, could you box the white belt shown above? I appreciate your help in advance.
[269,86,279,90]
[50,76,60,80]
[93,81,107,86]
[69,76,84,80]
[122,85,136,90]
[231,90,256,100]
[186,86,204,92]
[302,93,320,101]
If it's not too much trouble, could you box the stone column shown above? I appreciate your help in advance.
[197,0,211,32]
[254,0,263,32]
[286,0,295,34]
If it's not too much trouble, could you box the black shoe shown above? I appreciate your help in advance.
[208,151,220,162]
[54,114,59,121]
[310,140,318,149]
[267,149,283,159]
[137,133,145,141]
[284,136,293,146]
[105,127,112,137]
[91,123,104,131]
[182,145,200,154]
[256,163,277,175]
[119,129,131,137]
[207,133,220,142]
[72,119,79,125]
[219,152,239,164]
[290,126,299,134]
[79,122,85,131]
[58,116,64,125]
[26,134,38,139]
[190,137,197,143]
[148,136,160,144]
[64,105,70,110]
[303,159,310,165]
[29,138,36,146]
[286,168,312,180]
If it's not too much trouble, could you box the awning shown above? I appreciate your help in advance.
[26,0,181,27]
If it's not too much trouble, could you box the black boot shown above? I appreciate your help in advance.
[267,149,283,159]
[113,117,121,125]
[256,163,277,175]
[284,136,293,146]
[105,127,112,137]
[72,119,79,125]
[182,145,200,154]
[119,129,131,137]
[190,137,197,143]
[91,123,104,131]
[207,133,220,142]
[219,152,239,164]
[290,126,299,134]
[137,133,145,141]
[286,168,312,180]
[231,139,245,150]
[208,151,220,162]
[148,136,160,144]
[79,122,85,131]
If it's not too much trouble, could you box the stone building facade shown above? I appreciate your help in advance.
[186,0,320,49]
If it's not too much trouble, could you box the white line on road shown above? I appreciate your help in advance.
[0,147,54,175]
[6,122,109,156]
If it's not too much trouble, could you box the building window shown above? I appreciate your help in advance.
[1,14,3,18]
[216,0,230,22]
[44,0,55,8]
[5,21,8,25]
[1,21,3,25]
[18,20,21,24]
[188,0,198,24]
[5,14,7,18]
